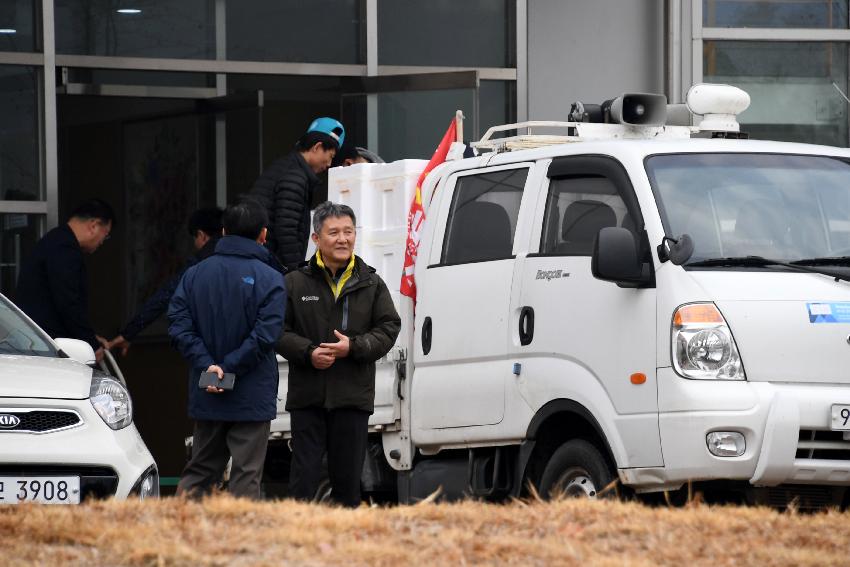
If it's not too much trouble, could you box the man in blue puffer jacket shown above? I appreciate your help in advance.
[168,198,285,499]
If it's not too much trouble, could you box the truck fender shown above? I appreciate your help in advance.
[513,399,618,497]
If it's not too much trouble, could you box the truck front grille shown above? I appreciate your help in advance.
[796,429,850,461]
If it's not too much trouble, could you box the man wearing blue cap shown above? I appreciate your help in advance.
[250,117,345,270]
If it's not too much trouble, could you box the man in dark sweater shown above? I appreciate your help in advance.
[106,207,223,356]
[15,198,115,362]
[249,117,345,270]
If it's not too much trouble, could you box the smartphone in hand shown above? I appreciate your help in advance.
[198,371,236,391]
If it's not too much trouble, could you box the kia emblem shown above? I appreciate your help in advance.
[0,414,21,428]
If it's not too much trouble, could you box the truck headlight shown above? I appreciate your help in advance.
[672,303,745,380]
[90,374,133,430]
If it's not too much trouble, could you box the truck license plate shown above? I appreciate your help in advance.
[831,404,850,431]
[0,477,80,504]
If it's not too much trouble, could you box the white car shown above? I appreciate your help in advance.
[0,294,157,504]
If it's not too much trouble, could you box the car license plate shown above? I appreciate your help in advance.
[0,477,80,504]
[830,404,850,431]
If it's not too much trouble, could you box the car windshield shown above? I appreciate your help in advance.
[0,295,58,357]
[646,153,850,264]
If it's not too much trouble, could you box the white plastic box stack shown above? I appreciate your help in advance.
[327,159,428,309]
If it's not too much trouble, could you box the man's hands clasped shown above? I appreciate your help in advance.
[311,330,350,370]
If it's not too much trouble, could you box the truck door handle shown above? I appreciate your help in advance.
[519,306,534,346]
[422,316,433,355]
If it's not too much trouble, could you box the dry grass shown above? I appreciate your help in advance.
[1,496,849,566]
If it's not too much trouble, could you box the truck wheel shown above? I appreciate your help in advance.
[538,439,614,499]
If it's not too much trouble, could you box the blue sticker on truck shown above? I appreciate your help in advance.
[807,302,850,323]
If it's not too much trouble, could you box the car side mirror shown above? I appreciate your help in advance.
[591,227,652,287]
[54,338,96,365]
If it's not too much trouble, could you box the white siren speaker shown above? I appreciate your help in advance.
[608,93,668,126]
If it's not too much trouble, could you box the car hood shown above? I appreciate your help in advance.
[0,356,92,399]
[688,271,850,384]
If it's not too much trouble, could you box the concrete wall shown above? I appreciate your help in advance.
[527,0,665,121]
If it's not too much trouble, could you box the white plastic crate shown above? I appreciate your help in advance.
[329,159,427,232]
[327,159,427,283]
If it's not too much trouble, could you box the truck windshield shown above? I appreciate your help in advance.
[646,153,850,264]
[0,295,59,357]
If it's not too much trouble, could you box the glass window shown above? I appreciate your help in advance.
[704,0,849,28]
[704,41,848,146]
[227,0,362,64]
[0,0,38,52]
[379,0,515,67]
[0,292,57,357]
[0,213,42,300]
[646,153,850,262]
[378,89,475,162]
[55,0,215,59]
[0,65,40,201]
[441,168,527,264]
[541,176,629,256]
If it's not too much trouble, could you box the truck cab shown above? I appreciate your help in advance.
[277,85,850,509]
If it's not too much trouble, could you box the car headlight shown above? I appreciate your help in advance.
[89,374,133,430]
[672,303,745,380]
[130,465,160,500]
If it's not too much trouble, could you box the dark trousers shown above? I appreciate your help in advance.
[289,407,370,508]
[178,420,271,500]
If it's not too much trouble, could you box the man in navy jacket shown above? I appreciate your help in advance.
[168,198,285,499]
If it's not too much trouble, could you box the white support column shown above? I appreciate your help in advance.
[668,0,683,102]
[691,0,703,88]
[42,0,58,229]
[215,0,227,207]
[516,0,528,122]
[366,0,378,153]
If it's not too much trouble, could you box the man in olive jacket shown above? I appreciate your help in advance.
[278,201,400,507]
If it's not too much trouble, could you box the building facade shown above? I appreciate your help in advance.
[0,0,845,478]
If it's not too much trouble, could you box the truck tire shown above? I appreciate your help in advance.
[538,439,614,499]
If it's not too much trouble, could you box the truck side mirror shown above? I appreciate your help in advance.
[591,227,652,287]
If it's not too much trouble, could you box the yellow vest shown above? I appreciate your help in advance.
[316,252,356,300]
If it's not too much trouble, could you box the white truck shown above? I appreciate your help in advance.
[266,84,850,509]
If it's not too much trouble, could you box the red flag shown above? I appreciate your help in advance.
[400,119,457,300]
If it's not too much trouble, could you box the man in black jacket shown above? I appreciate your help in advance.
[15,198,115,362]
[250,117,345,270]
[106,207,223,356]
[278,201,400,508]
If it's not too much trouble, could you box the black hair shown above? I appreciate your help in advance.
[69,198,116,227]
[312,201,356,234]
[222,197,268,240]
[187,207,224,238]
[295,131,338,152]
[331,141,361,167]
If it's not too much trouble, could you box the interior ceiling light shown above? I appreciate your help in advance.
[116,8,142,14]
[0,29,17,34]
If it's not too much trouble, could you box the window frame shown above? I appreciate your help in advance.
[530,154,645,258]
[428,163,531,268]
